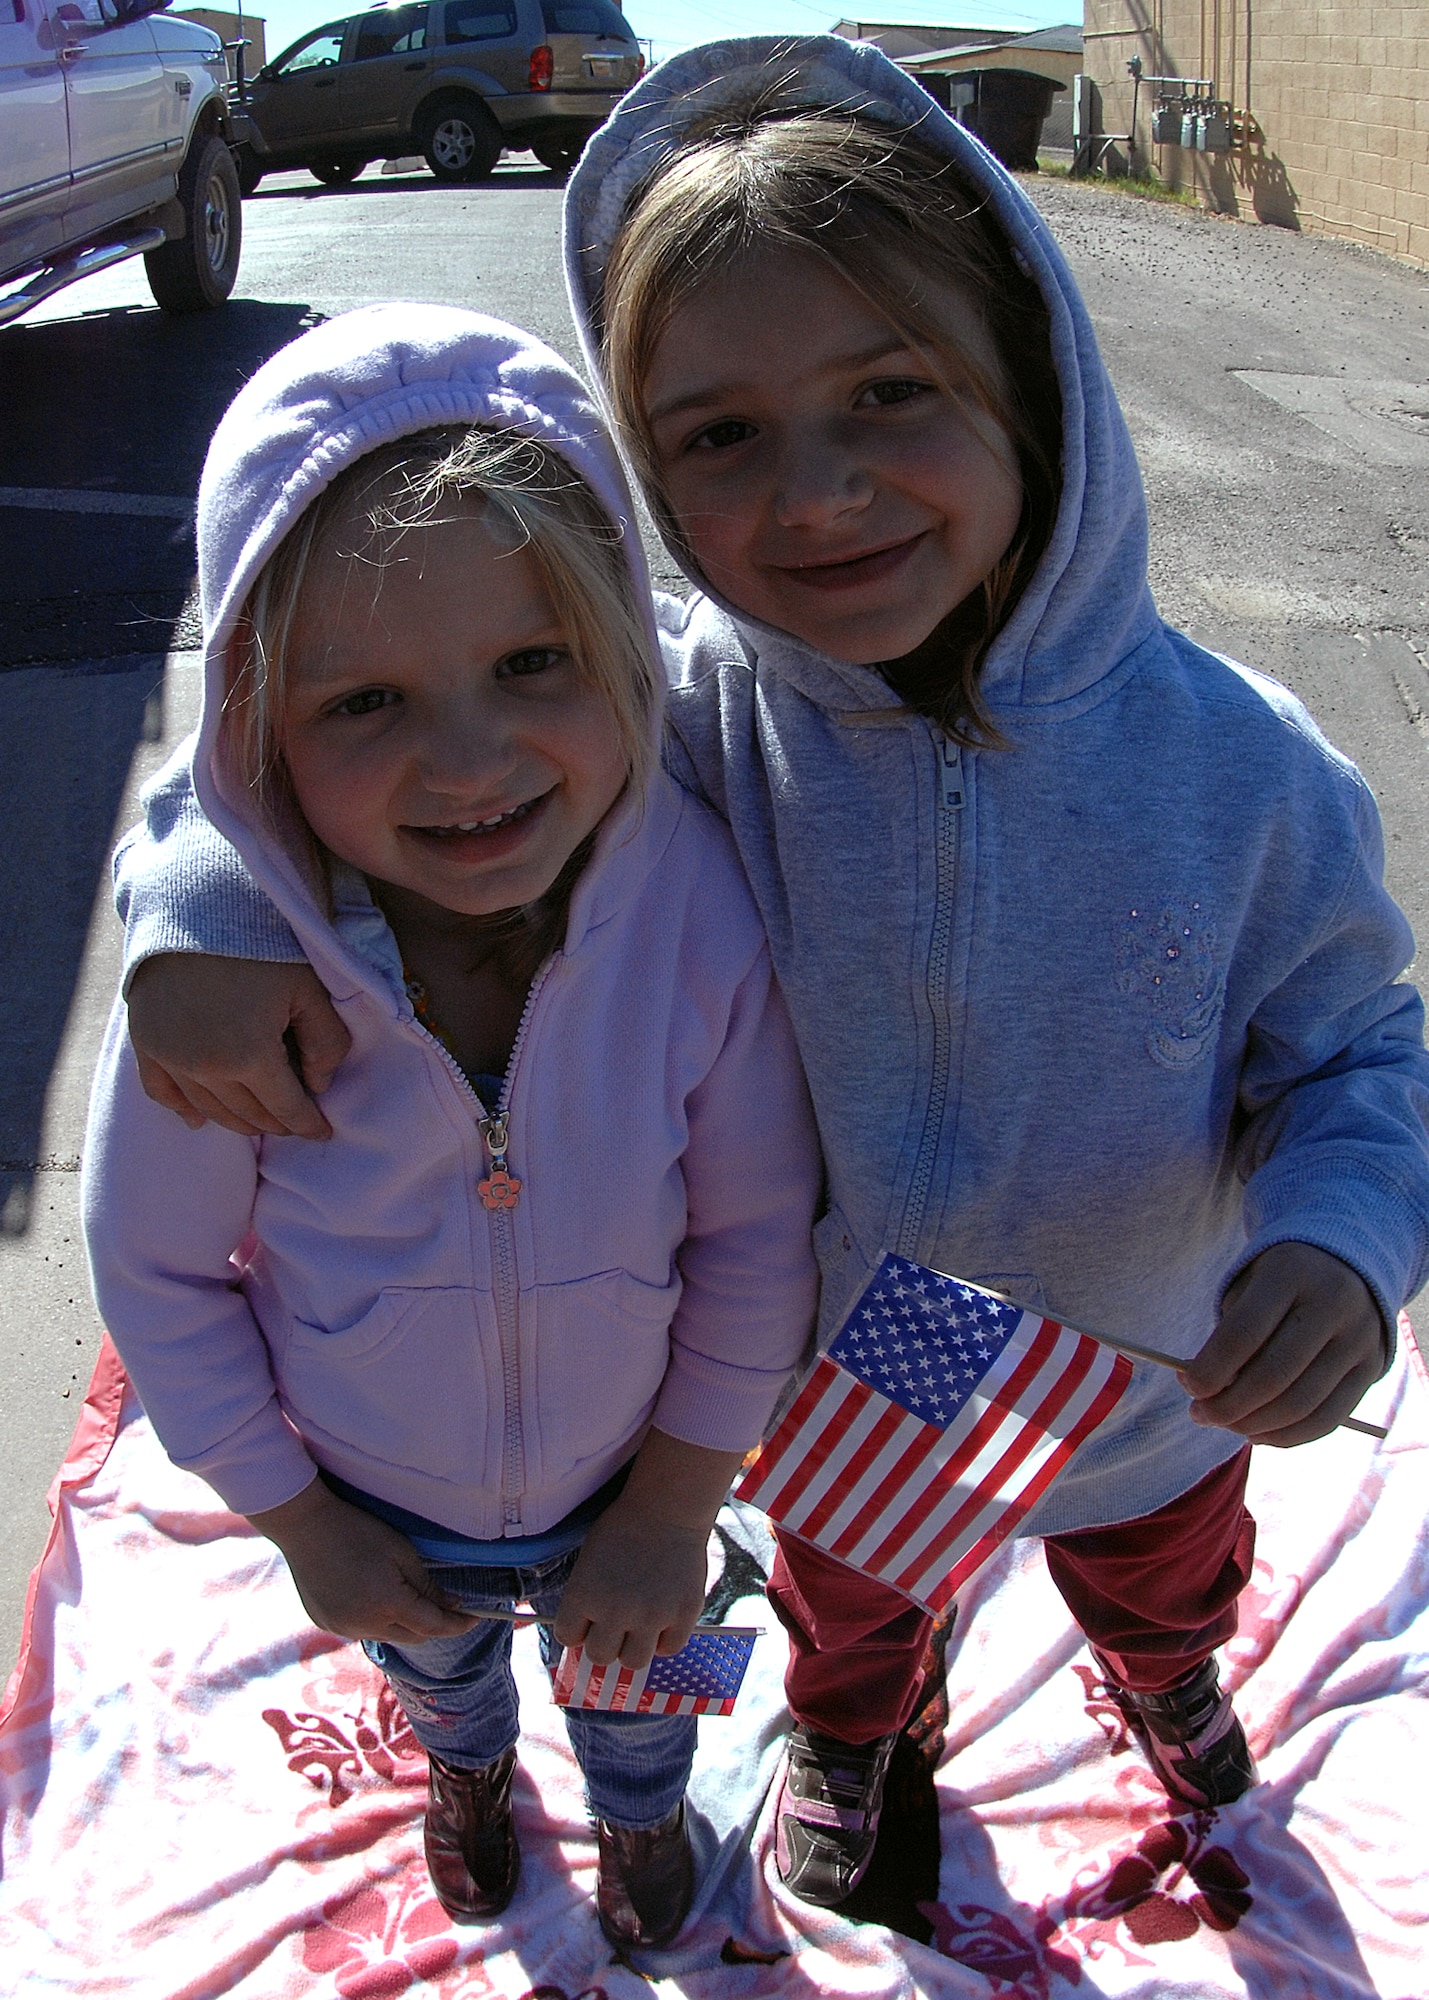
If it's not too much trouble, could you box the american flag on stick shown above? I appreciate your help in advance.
[736,1255,1133,1613]
[551,1625,759,1716]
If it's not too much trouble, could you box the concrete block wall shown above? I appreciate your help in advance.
[1083,0,1429,270]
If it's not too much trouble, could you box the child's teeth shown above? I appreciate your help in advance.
[444,804,527,833]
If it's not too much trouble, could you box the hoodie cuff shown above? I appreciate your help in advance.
[1231,1157,1429,1359]
[113,766,305,994]
[651,1347,795,1455]
[167,1399,320,1519]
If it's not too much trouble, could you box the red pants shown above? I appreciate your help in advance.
[768,1448,1255,1744]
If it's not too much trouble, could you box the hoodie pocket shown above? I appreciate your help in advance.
[530,1268,678,1481]
[280,1287,497,1484]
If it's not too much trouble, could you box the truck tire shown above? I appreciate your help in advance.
[418,97,502,183]
[310,158,367,187]
[530,135,583,176]
[144,132,241,312]
[232,143,265,197]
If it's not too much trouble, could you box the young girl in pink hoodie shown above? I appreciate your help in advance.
[81,304,820,1952]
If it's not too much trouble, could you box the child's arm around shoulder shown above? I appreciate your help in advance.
[116,741,350,1138]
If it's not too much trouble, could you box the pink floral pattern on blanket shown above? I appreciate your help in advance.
[264,1668,426,1813]
[1,1332,1425,1999]
[920,1807,1255,1999]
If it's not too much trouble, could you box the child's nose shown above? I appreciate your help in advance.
[414,700,517,794]
[771,429,873,529]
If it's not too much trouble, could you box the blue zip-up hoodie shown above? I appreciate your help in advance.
[117,39,1429,1533]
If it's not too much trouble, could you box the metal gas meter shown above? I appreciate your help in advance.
[1145,73,1231,152]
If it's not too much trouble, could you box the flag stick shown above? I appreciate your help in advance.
[1072,1326,1389,1441]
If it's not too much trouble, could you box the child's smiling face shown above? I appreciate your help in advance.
[643,248,1025,665]
[278,496,628,917]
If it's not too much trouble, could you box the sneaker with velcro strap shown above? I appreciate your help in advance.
[773,1723,898,1906]
[1094,1651,1256,1808]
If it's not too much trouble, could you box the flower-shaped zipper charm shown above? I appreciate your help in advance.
[478,1112,521,1210]
[479,1166,522,1210]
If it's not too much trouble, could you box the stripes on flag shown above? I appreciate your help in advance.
[551,1625,758,1716]
[737,1255,1132,1613]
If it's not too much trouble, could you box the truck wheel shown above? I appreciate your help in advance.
[310,158,366,187]
[144,132,242,312]
[419,98,502,183]
[231,142,265,197]
[531,135,583,176]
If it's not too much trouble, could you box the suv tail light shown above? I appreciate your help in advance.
[528,44,553,91]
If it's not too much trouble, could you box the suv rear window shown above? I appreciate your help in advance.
[539,0,630,36]
[353,4,428,59]
[444,0,517,41]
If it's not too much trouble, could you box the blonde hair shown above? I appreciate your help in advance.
[224,425,660,837]
[596,110,1063,745]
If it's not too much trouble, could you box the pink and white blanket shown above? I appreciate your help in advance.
[3,1335,1427,1999]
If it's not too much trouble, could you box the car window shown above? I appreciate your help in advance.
[539,0,630,36]
[443,0,516,43]
[274,25,347,73]
[353,4,428,59]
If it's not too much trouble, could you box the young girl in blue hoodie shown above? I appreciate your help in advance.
[82,303,821,1949]
[109,41,1429,1915]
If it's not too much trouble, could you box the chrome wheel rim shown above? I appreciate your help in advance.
[432,118,475,171]
[202,172,231,271]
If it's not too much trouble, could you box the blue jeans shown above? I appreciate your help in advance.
[363,1546,696,1830]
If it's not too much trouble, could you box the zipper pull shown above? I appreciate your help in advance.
[478,1113,522,1210]
[940,736,966,811]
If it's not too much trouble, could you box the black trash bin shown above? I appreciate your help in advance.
[959,69,1063,170]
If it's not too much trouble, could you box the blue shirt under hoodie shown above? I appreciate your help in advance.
[115,37,1429,1535]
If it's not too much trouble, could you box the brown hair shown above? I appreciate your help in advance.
[223,425,660,979]
[595,110,1063,745]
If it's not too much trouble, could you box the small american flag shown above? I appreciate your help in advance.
[737,1255,1132,1613]
[551,1625,759,1716]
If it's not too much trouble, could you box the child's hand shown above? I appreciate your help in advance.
[127,954,350,1139]
[1178,1243,1388,1448]
[249,1478,477,1643]
[551,1429,746,1671]
[554,1506,710,1671]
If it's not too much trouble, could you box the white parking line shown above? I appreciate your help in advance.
[0,486,192,519]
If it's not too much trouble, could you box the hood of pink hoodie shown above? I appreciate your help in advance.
[192,303,662,1009]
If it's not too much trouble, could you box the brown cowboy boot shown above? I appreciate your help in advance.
[595,1799,695,1951]
[424,1746,520,1923]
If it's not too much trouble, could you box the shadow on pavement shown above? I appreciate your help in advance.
[0,298,319,1232]
[243,162,561,200]
[0,298,321,667]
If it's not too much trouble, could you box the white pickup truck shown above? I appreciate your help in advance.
[0,0,244,325]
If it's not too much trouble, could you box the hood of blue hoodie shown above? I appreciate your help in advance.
[564,34,1160,720]
[192,303,663,1007]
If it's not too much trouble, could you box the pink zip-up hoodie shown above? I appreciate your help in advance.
[81,304,821,1536]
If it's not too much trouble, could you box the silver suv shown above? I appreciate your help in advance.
[0,0,242,324]
[233,0,642,190]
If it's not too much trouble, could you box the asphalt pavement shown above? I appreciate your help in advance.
[2,160,1427,1674]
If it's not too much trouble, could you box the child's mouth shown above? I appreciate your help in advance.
[403,791,551,854]
[778,531,930,591]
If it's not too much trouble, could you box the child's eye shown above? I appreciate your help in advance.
[688,417,758,452]
[331,687,398,718]
[498,647,569,678]
[858,379,934,409]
